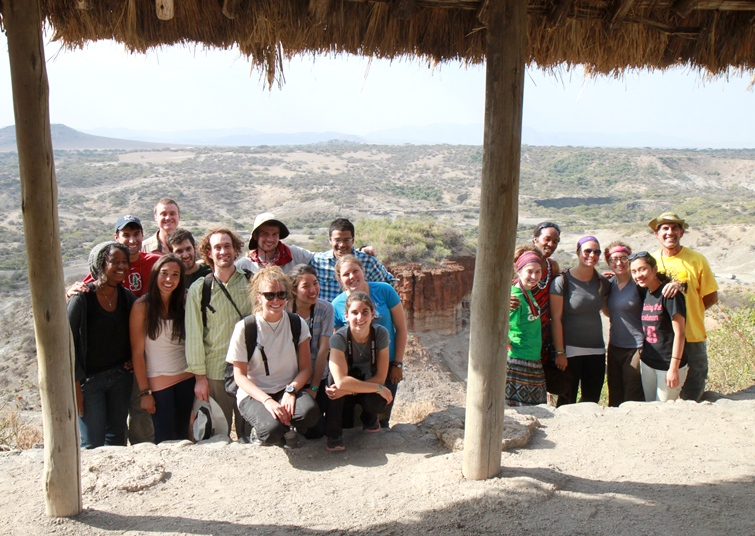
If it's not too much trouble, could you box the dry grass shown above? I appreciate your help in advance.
[0,407,43,450]
[707,303,755,395]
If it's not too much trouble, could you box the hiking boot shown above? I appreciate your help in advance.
[326,436,345,451]
[363,421,381,433]
[283,429,299,449]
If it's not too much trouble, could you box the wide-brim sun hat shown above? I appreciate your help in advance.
[648,212,689,231]
[248,212,290,250]
[191,397,229,441]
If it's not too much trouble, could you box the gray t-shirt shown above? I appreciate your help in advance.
[550,270,610,353]
[606,278,644,349]
[330,325,390,380]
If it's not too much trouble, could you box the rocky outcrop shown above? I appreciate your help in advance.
[390,255,475,335]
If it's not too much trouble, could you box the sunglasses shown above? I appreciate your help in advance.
[628,251,652,262]
[261,291,288,301]
[608,256,629,264]
[536,222,561,234]
[581,248,600,256]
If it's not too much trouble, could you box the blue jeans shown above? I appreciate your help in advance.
[79,366,132,449]
[680,341,708,402]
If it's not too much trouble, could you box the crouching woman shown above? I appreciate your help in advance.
[226,266,320,447]
[325,292,393,451]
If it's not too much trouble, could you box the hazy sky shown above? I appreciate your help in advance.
[1,33,754,147]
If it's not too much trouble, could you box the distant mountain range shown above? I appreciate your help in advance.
[0,123,736,150]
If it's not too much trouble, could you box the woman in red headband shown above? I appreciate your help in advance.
[506,247,547,406]
[602,241,645,406]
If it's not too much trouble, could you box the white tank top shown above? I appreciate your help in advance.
[145,320,187,377]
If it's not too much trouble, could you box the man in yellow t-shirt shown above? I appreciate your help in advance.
[649,212,718,402]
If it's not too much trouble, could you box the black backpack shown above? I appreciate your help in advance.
[201,270,251,328]
[223,311,302,396]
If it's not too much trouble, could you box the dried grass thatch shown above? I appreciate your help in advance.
[4,0,753,84]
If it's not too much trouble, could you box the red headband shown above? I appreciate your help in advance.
[605,246,630,261]
[515,252,542,271]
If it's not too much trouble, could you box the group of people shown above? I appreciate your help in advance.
[67,198,405,452]
[506,212,719,408]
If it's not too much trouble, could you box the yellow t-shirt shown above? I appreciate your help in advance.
[652,247,718,343]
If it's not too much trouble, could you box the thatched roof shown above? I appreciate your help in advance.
[14,0,755,84]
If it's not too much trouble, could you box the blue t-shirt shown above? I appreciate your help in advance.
[606,277,644,349]
[332,282,401,361]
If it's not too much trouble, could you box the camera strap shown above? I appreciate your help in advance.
[346,325,377,376]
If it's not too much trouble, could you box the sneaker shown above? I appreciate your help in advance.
[249,428,263,446]
[363,421,381,433]
[283,429,299,449]
[326,436,345,451]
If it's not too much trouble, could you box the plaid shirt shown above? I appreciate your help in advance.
[310,248,396,302]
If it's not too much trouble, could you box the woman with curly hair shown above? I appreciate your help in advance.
[226,266,319,447]
[68,241,137,448]
[130,254,195,443]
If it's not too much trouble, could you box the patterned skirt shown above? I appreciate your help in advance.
[505,357,547,406]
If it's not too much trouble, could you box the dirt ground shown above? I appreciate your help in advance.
[1,380,754,535]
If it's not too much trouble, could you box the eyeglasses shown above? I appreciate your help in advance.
[261,291,288,301]
[331,238,354,245]
[535,222,561,234]
[628,251,652,262]
[608,256,629,264]
[582,248,600,256]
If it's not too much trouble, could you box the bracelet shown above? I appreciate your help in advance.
[377,384,383,394]
[671,357,682,361]
[555,351,565,356]
[262,396,273,405]
[139,389,152,397]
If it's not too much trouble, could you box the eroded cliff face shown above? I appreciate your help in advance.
[390,255,475,335]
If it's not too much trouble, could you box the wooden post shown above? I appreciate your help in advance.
[462,0,527,480]
[3,0,82,516]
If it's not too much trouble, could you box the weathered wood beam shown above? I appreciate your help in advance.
[628,15,700,36]
[222,0,242,19]
[477,0,490,24]
[605,0,637,28]
[548,0,575,26]
[155,0,174,21]
[2,0,82,517]
[463,0,526,481]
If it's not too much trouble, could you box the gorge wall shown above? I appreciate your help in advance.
[390,255,475,335]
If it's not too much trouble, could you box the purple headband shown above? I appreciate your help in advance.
[577,235,599,250]
[515,251,542,271]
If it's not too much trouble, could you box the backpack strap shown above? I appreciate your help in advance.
[346,325,377,376]
[247,312,301,377]
[201,273,215,328]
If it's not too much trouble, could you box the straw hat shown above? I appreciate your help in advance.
[648,212,689,231]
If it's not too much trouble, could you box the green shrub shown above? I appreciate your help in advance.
[356,218,467,265]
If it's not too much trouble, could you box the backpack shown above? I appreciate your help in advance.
[223,311,302,397]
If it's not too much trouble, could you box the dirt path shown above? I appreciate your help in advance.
[1,389,753,536]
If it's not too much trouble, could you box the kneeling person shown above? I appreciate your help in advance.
[226,266,319,447]
[325,292,393,451]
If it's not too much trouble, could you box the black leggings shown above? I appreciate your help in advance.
[557,353,605,406]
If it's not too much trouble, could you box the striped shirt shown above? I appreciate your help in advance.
[185,270,252,380]
[309,248,396,302]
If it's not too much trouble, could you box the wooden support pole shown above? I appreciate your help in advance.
[156,0,175,21]
[462,0,526,480]
[3,0,82,517]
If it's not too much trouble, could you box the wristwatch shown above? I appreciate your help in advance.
[391,362,403,369]
[285,384,296,395]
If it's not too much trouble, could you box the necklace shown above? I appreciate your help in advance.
[263,317,283,335]
[535,258,553,290]
[98,287,116,308]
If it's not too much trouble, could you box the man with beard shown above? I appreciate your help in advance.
[649,212,718,402]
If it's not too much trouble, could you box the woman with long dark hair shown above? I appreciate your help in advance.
[550,236,610,405]
[130,254,195,443]
[629,252,688,402]
[288,264,334,439]
[68,241,136,448]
